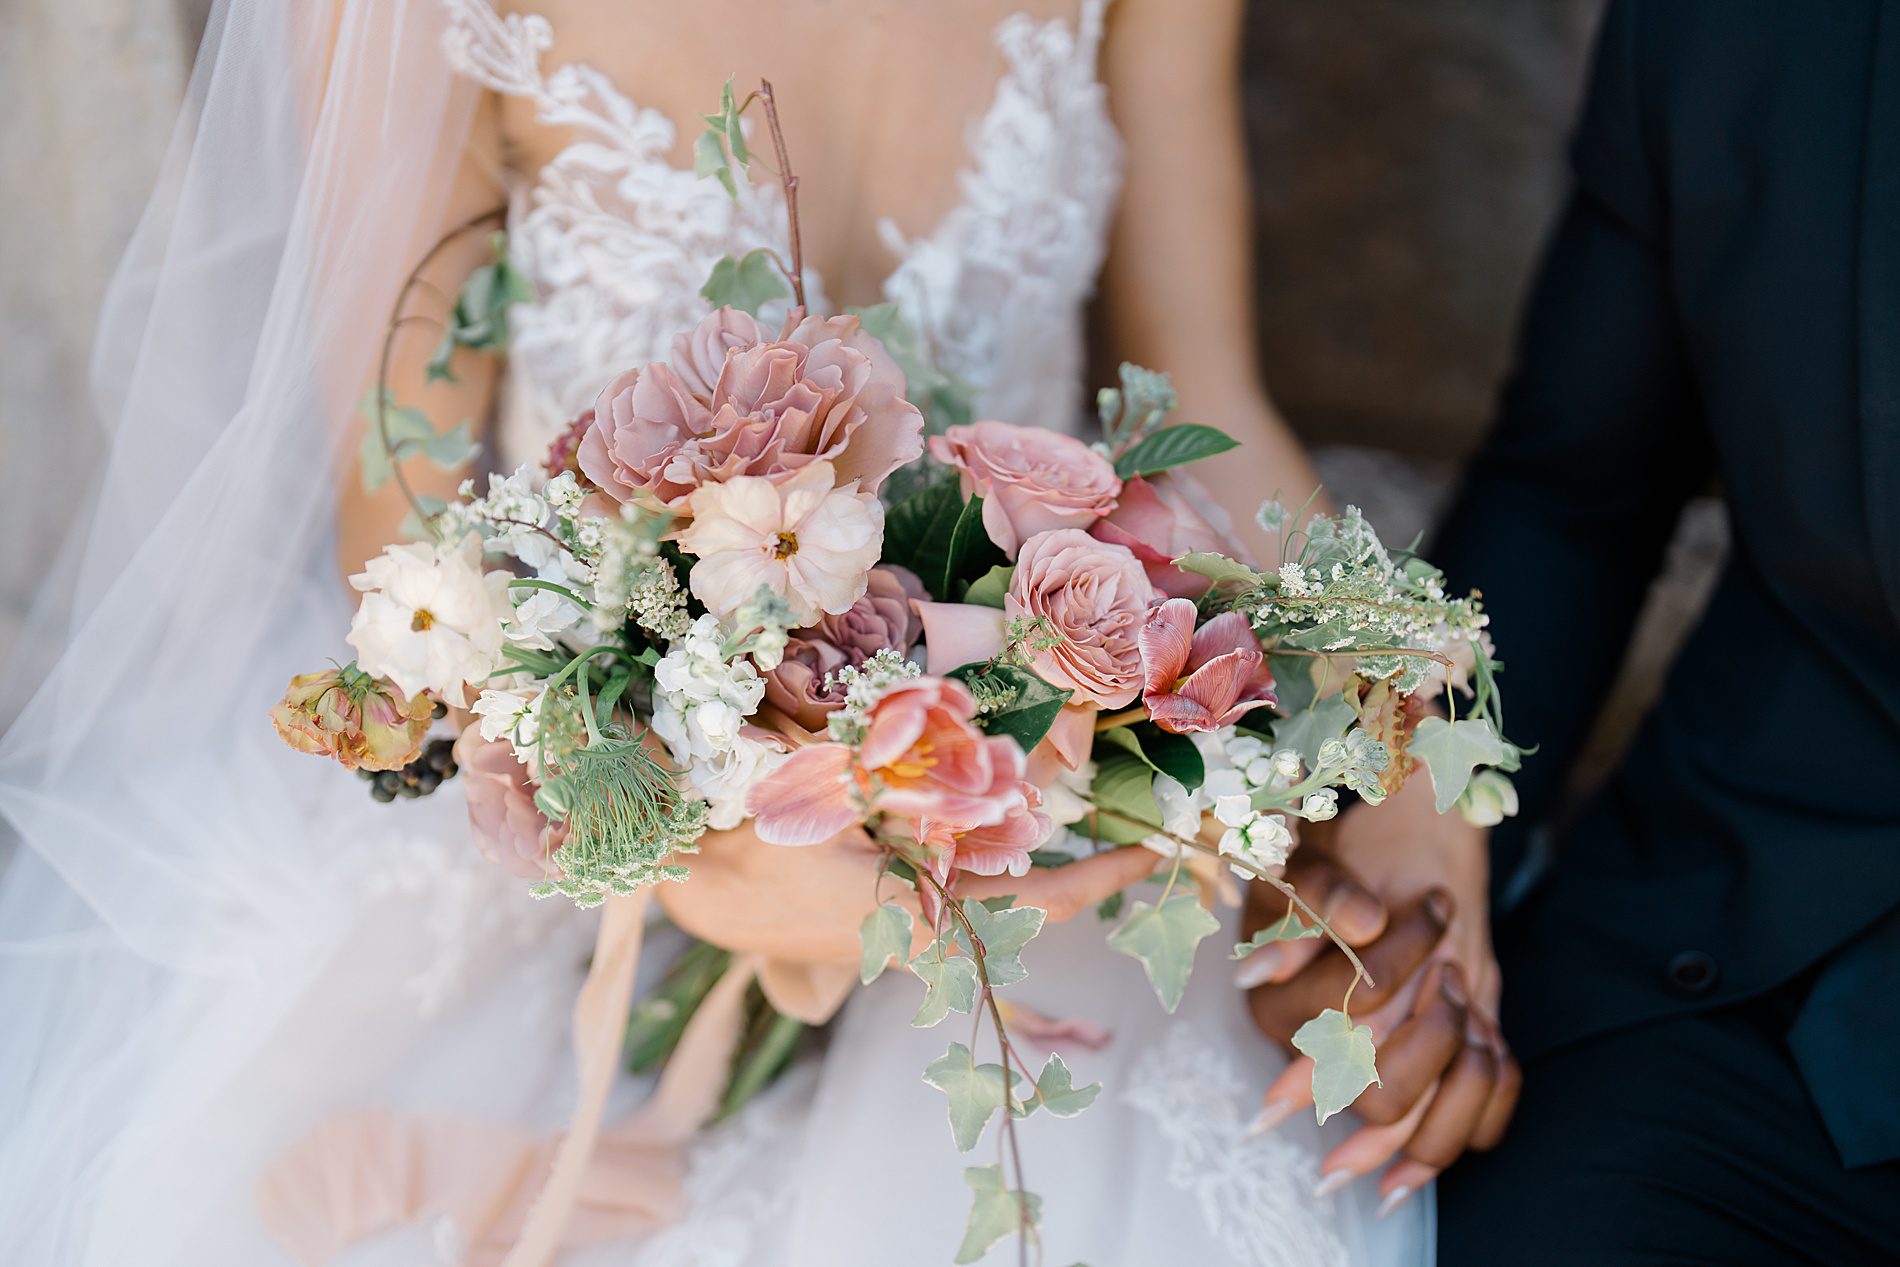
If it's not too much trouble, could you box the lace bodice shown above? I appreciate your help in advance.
[440,0,1124,469]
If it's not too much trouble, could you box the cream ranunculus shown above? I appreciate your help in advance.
[347,533,512,708]
[676,462,884,627]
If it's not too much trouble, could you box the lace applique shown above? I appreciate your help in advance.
[1123,1024,1352,1267]
[438,0,1121,466]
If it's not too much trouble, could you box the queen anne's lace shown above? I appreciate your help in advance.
[439,0,1122,467]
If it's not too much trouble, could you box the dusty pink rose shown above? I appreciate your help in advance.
[764,566,926,729]
[452,724,563,880]
[1090,471,1243,599]
[1137,599,1276,734]
[929,420,1121,558]
[1006,529,1156,709]
[578,308,925,517]
[269,663,433,772]
[748,677,1026,846]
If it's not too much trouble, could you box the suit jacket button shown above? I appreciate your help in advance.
[1666,950,1719,996]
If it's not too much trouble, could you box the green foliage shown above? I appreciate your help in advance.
[357,391,479,493]
[859,902,915,985]
[1172,552,1265,590]
[1231,908,1323,959]
[910,944,980,1027]
[426,232,535,382]
[699,249,790,316]
[1021,1052,1100,1118]
[924,1043,1022,1152]
[948,662,1071,752]
[625,940,731,1073]
[1267,653,1322,716]
[956,1165,1041,1265]
[694,76,750,198]
[719,1008,804,1120]
[1112,423,1240,479]
[1292,1008,1382,1125]
[1270,693,1359,773]
[1096,724,1205,792]
[1108,892,1221,1013]
[1410,716,1506,814]
[962,564,1014,609]
[882,475,1003,600]
[954,898,1045,989]
[1085,751,1161,845]
[530,730,706,907]
[1097,362,1180,451]
[851,302,976,433]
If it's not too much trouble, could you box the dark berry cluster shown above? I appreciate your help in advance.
[358,737,459,802]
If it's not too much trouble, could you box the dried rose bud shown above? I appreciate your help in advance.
[269,662,434,771]
[543,408,594,480]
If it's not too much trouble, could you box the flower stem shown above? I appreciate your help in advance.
[1092,706,1150,732]
[755,80,806,311]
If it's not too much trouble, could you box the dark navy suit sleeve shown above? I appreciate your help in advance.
[1433,0,1715,838]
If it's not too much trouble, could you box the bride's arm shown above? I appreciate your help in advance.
[335,92,510,578]
[1098,0,1326,562]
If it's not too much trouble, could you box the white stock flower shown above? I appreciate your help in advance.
[1141,773,1206,860]
[1299,789,1340,822]
[684,732,786,831]
[1216,801,1293,876]
[1040,758,1097,827]
[348,534,510,707]
[504,587,584,651]
[471,686,544,770]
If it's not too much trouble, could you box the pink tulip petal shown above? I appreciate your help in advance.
[1187,611,1262,672]
[1214,695,1279,728]
[1180,647,1263,717]
[1146,694,1221,735]
[748,745,862,845]
[1138,598,1197,695]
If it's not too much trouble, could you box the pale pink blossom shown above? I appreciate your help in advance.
[578,308,924,515]
[1006,529,1156,709]
[677,461,884,626]
[1137,599,1277,734]
[930,420,1121,558]
[1090,471,1244,599]
[764,566,926,728]
[452,724,563,879]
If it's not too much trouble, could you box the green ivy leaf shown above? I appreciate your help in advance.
[1268,653,1322,717]
[1108,892,1220,1013]
[1023,1052,1100,1118]
[1231,909,1323,959]
[1113,423,1241,478]
[962,564,1014,609]
[858,902,915,985]
[924,1044,1020,1152]
[1172,551,1265,589]
[699,249,789,315]
[955,898,1045,989]
[955,1165,1041,1265]
[948,662,1071,752]
[693,128,735,197]
[421,419,480,469]
[1271,693,1359,773]
[1292,1008,1382,1124]
[1410,716,1507,814]
[1086,751,1159,845]
[851,302,975,433]
[910,946,979,1027]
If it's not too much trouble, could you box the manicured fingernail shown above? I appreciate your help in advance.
[1440,963,1468,1008]
[1325,884,1382,936]
[1377,1186,1413,1219]
[1313,1169,1353,1199]
[1235,948,1282,989]
[1424,888,1454,925]
[1247,1100,1297,1136]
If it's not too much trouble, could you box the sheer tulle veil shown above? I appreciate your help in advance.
[0,3,485,1260]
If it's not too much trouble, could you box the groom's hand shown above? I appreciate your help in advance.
[1240,778,1521,1210]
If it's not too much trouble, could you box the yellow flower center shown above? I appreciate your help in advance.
[886,741,938,782]
[773,531,799,559]
[411,609,435,632]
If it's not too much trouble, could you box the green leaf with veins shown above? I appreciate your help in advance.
[1172,551,1265,589]
[1108,893,1220,1013]
[1086,751,1160,845]
[858,902,914,985]
[1410,715,1507,813]
[1292,1007,1382,1124]
[924,1044,1020,1153]
[1019,1052,1100,1118]
[1112,423,1240,479]
[1095,724,1204,790]
[954,898,1044,989]
[955,1165,1042,1265]
[910,946,979,1027]
[962,563,1014,609]
[1232,909,1324,959]
[699,249,789,315]
[693,128,735,197]
[1270,692,1358,773]
[948,662,1070,752]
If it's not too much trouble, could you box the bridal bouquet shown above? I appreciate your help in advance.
[272,80,1519,1265]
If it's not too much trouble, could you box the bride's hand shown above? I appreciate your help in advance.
[657,825,1160,968]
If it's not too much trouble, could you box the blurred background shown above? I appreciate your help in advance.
[0,0,1718,787]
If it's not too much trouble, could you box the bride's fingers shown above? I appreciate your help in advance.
[963,846,1157,922]
[1251,972,1423,1132]
[1315,1088,1436,1194]
[1348,963,1468,1127]
[1237,855,1389,987]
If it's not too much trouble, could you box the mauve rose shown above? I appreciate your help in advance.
[929,420,1121,558]
[763,566,925,729]
[453,724,563,880]
[1007,529,1157,709]
[1090,471,1243,599]
[578,308,924,517]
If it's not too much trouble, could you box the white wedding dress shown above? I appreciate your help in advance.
[439,3,1431,1265]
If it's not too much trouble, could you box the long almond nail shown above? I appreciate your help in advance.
[1376,1186,1413,1219]
[1235,948,1282,989]
[1313,1169,1353,1199]
[1247,1100,1297,1136]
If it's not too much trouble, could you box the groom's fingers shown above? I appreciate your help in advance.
[967,846,1157,923]
[1398,1039,1497,1169]
[1245,889,1450,1048]
[1349,963,1468,1126]
[1245,854,1389,983]
[1469,1025,1523,1151]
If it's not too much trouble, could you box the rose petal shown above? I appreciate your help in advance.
[913,601,1008,674]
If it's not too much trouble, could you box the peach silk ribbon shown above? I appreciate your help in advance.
[255,890,855,1266]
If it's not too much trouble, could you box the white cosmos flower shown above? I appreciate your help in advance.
[348,534,511,707]
[677,462,883,627]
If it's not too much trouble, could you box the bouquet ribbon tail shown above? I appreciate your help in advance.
[256,891,773,1266]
